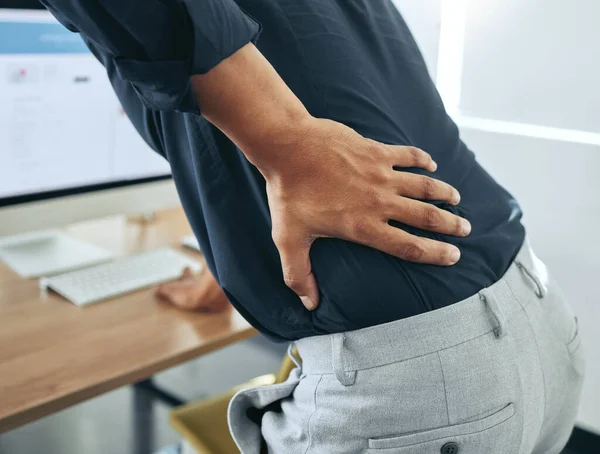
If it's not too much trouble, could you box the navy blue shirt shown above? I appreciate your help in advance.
[40,0,525,342]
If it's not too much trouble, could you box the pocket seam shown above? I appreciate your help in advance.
[566,316,580,353]
[238,378,301,397]
[367,402,515,449]
[567,335,582,356]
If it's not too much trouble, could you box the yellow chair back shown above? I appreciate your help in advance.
[169,347,300,454]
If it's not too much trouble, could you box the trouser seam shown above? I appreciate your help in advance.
[506,279,547,445]
[303,374,323,454]
[437,351,450,425]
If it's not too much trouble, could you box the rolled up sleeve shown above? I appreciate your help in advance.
[40,0,261,113]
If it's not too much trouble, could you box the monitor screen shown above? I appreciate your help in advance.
[0,6,171,207]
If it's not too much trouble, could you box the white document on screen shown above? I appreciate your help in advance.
[0,9,171,200]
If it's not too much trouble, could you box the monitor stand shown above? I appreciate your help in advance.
[0,231,115,278]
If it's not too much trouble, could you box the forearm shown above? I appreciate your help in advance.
[191,43,312,174]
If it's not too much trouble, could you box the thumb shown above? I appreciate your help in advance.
[275,236,320,311]
[181,267,194,280]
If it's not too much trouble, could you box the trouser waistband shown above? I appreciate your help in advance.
[295,236,547,386]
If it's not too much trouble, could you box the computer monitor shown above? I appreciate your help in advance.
[0,4,180,277]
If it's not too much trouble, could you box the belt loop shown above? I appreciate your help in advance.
[480,290,507,339]
[331,333,356,386]
[287,342,301,369]
[516,260,547,299]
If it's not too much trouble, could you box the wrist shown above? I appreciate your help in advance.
[241,110,316,176]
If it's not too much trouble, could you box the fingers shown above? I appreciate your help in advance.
[370,225,461,266]
[155,268,197,306]
[273,234,320,311]
[385,198,471,237]
[155,284,190,308]
[155,272,230,312]
[181,267,194,279]
[393,173,461,205]
[386,145,437,172]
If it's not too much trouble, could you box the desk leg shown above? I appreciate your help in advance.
[133,378,186,407]
[132,381,154,454]
[132,378,186,454]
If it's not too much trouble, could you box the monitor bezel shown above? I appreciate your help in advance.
[0,175,172,208]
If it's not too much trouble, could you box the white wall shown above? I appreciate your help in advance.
[460,0,600,133]
[390,0,441,79]
[394,0,600,433]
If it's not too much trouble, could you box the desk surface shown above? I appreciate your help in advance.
[0,208,257,433]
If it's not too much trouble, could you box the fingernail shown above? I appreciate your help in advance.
[450,247,461,264]
[462,219,471,235]
[300,296,316,310]
[431,161,438,171]
[453,190,461,204]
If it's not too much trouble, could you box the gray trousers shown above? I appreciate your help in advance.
[228,238,586,453]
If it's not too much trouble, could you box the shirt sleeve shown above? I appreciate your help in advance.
[83,36,167,159]
[39,0,261,113]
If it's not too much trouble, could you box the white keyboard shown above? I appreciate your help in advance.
[41,248,203,307]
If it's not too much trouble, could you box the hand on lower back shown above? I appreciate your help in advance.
[191,43,470,312]
[263,117,471,311]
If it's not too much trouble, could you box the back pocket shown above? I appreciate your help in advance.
[368,402,516,453]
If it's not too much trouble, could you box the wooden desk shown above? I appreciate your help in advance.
[0,207,257,433]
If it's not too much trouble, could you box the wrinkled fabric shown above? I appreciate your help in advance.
[229,240,584,453]
[40,0,525,341]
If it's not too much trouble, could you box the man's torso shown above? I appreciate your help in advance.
[130,0,525,341]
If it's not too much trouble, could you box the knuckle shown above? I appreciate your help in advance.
[367,139,386,156]
[398,241,425,261]
[422,207,441,230]
[409,146,423,162]
[413,147,433,166]
[421,177,437,199]
[455,216,465,233]
[365,187,384,207]
[370,169,389,185]
[282,271,302,292]
[350,217,373,240]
